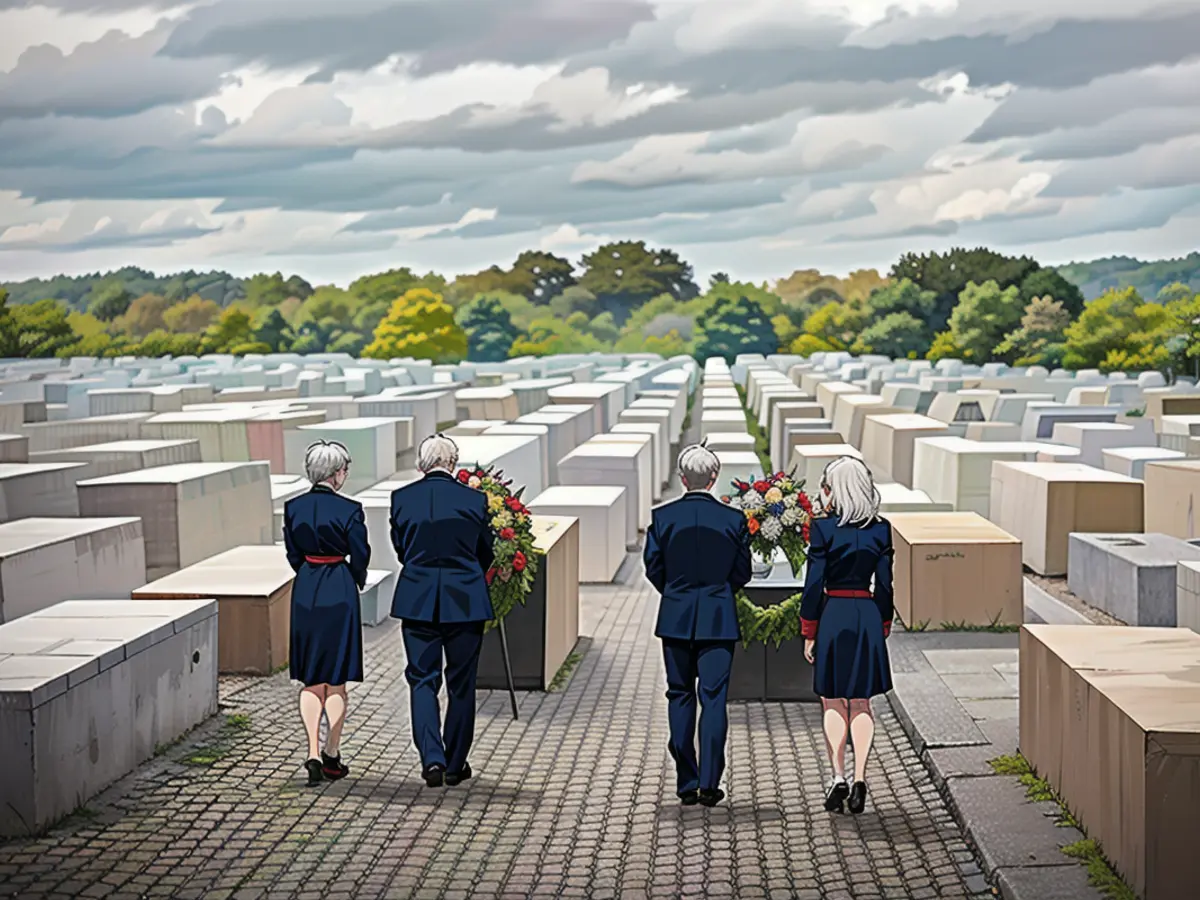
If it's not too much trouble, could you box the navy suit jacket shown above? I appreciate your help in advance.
[798,514,895,639]
[644,491,752,642]
[389,470,496,624]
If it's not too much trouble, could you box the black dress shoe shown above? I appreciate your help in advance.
[698,788,725,807]
[848,781,868,814]
[321,752,349,780]
[445,763,472,786]
[422,764,445,788]
[680,790,700,806]
[304,759,325,787]
[824,779,850,812]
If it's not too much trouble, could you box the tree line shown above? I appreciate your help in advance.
[1,243,1199,375]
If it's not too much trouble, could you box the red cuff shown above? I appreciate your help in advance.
[883,620,892,638]
[800,618,818,640]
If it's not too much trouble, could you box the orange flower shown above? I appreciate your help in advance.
[747,517,760,534]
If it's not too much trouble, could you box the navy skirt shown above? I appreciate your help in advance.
[812,597,892,700]
[290,562,364,686]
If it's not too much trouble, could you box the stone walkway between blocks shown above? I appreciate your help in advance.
[0,556,996,900]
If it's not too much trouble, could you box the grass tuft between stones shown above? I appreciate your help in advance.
[548,651,584,692]
[988,753,1133,900]
[733,384,772,473]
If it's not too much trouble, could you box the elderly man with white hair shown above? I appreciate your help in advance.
[643,439,752,807]
[388,433,496,788]
[283,440,371,787]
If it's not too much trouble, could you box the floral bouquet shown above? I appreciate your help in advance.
[456,465,539,625]
[722,470,814,576]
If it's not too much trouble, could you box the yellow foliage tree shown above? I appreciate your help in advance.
[362,288,467,362]
[789,333,834,356]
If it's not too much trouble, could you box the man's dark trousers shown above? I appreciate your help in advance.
[661,638,735,795]
[401,620,485,773]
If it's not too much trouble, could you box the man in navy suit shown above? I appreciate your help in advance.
[390,433,495,788]
[644,440,752,807]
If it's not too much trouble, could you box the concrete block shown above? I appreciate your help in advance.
[0,598,218,837]
[1177,560,1200,634]
[1102,446,1185,479]
[0,517,146,624]
[0,463,85,521]
[78,462,274,580]
[1067,532,1200,626]
[359,569,395,627]
[558,442,649,547]
[29,438,202,482]
[527,485,626,583]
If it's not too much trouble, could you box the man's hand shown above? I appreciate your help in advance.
[804,639,815,664]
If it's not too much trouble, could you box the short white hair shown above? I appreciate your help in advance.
[821,456,880,527]
[305,440,352,485]
[418,433,459,473]
[678,439,721,490]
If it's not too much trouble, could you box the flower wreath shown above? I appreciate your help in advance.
[720,469,815,648]
[456,465,539,627]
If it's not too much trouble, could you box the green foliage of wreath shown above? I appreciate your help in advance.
[736,591,804,649]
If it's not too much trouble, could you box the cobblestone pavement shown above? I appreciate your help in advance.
[0,573,990,900]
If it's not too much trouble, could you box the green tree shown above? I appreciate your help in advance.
[131,330,203,357]
[586,312,620,344]
[88,282,132,321]
[510,251,575,302]
[362,288,467,362]
[1062,287,1171,372]
[926,330,963,362]
[578,241,699,321]
[693,294,777,363]
[200,307,255,353]
[163,295,221,333]
[1158,282,1196,305]
[708,272,730,288]
[244,272,312,307]
[947,280,1025,362]
[253,308,295,352]
[13,299,78,357]
[349,268,445,306]
[644,330,689,357]
[547,285,599,319]
[854,312,928,358]
[509,317,607,356]
[295,286,354,325]
[789,333,835,356]
[866,278,936,320]
[1018,268,1085,318]
[891,247,1039,331]
[802,298,869,351]
[0,289,19,357]
[457,295,519,362]
[995,296,1071,367]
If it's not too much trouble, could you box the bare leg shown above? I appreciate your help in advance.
[324,685,348,756]
[849,699,875,782]
[300,684,326,760]
[822,698,850,779]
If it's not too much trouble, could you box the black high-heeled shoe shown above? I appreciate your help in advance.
[824,779,850,812]
[848,781,868,814]
[321,752,349,780]
[304,759,325,786]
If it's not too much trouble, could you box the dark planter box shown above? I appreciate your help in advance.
[728,581,818,702]
[478,516,580,691]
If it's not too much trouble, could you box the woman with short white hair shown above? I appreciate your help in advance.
[282,440,371,786]
[797,455,894,815]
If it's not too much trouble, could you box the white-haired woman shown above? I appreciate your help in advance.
[797,455,894,814]
[282,440,371,786]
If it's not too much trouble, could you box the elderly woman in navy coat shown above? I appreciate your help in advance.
[799,455,893,815]
[282,440,371,787]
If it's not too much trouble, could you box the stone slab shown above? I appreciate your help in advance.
[1066,532,1200,626]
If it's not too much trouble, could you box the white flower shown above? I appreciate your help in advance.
[781,507,802,527]
[724,495,742,509]
[761,517,784,541]
[743,490,764,507]
[782,494,797,508]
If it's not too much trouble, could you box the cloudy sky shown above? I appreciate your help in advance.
[0,0,1198,287]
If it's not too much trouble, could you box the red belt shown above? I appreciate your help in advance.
[826,589,872,598]
[305,555,346,565]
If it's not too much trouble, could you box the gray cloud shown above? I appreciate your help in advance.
[0,25,233,119]
[162,0,655,79]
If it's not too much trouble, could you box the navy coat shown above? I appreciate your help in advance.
[389,470,496,624]
[283,484,371,685]
[798,514,894,640]
[644,491,753,642]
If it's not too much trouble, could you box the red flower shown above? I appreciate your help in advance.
[505,496,523,512]
[753,480,771,494]
[457,469,471,483]
[512,551,527,572]
[486,567,497,585]
[747,518,760,535]
[500,527,516,541]
[476,468,486,478]
[733,480,749,491]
